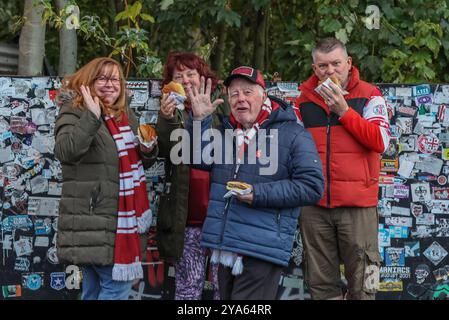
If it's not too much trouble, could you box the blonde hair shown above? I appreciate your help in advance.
[59,57,126,120]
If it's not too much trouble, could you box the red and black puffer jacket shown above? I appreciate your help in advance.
[294,67,388,208]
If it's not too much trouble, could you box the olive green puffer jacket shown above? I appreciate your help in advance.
[54,94,158,266]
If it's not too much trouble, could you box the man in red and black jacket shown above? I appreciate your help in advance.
[294,37,390,300]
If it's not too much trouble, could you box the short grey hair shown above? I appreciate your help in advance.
[312,37,348,62]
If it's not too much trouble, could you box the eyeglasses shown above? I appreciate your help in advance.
[95,76,121,86]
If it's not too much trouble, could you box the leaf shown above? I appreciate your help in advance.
[129,1,143,20]
[140,13,155,23]
[348,0,359,8]
[284,40,300,46]
[160,0,174,10]
[114,11,126,22]
[322,19,342,33]
[335,28,348,44]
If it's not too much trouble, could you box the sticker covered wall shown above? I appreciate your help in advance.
[377,84,449,300]
[1,77,449,300]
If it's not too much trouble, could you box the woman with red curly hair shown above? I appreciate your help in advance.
[155,52,229,300]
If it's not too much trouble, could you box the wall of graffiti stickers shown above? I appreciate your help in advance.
[1,77,449,299]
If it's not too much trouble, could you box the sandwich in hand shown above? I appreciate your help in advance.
[162,81,187,110]
[318,75,340,87]
[138,123,157,147]
[224,180,252,198]
[315,75,348,96]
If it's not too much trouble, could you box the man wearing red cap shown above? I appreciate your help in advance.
[294,37,390,300]
[184,66,324,299]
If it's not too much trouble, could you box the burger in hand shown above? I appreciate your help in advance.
[162,81,187,110]
[138,123,157,148]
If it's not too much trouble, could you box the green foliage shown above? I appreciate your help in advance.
[5,0,449,83]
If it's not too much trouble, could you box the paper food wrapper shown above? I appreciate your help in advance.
[223,186,253,199]
[314,77,349,96]
[169,92,187,110]
[137,133,157,149]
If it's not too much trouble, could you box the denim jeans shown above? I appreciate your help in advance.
[81,265,134,300]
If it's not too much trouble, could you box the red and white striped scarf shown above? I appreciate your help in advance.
[230,98,279,162]
[104,113,152,281]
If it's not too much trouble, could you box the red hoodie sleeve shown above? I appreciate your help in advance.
[339,88,390,153]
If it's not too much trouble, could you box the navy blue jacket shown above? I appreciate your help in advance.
[185,96,324,266]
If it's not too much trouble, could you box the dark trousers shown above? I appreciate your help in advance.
[218,256,283,300]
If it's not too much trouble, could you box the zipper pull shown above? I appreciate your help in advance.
[327,117,331,134]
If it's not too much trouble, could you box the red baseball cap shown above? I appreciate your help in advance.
[224,66,266,89]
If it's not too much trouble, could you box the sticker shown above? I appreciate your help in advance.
[436,218,449,237]
[14,257,30,272]
[46,246,59,264]
[438,175,448,185]
[433,265,449,282]
[433,187,449,200]
[431,200,449,214]
[404,241,420,257]
[391,206,410,216]
[22,273,43,291]
[415,94,433,105]
[415,264,431,284]
[2,215,33,232]
[2,235,13,250]
[380,266,411,279]
[27,197,60,216]
[2,285,22,298]
[48,182,62,196]
[398,106,417,117]
[393,185,409,199]
[384,138,399,159]
[410,203,423,218]
[385,216,413,228]
[423,241,448,266]
[396,87,412,97]
[396,117,413,135]
[145,161,165,177]
[34,218,52,235]
[379,174,395,184]
[417,133,440,154]
[416,213,435,225]
[34,236,49,247]
[411,183,431,202]
[388,226,409,238]
[381,158,399,172]
[50,272,66,291]
[13,237,33,257]
[378,224,391,247]
[379,280,403,292]
[397,159,414,178]
[385,247,406,266]
[413,84,431,97]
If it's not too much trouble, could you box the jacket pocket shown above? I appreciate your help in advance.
[363,158,378,187]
